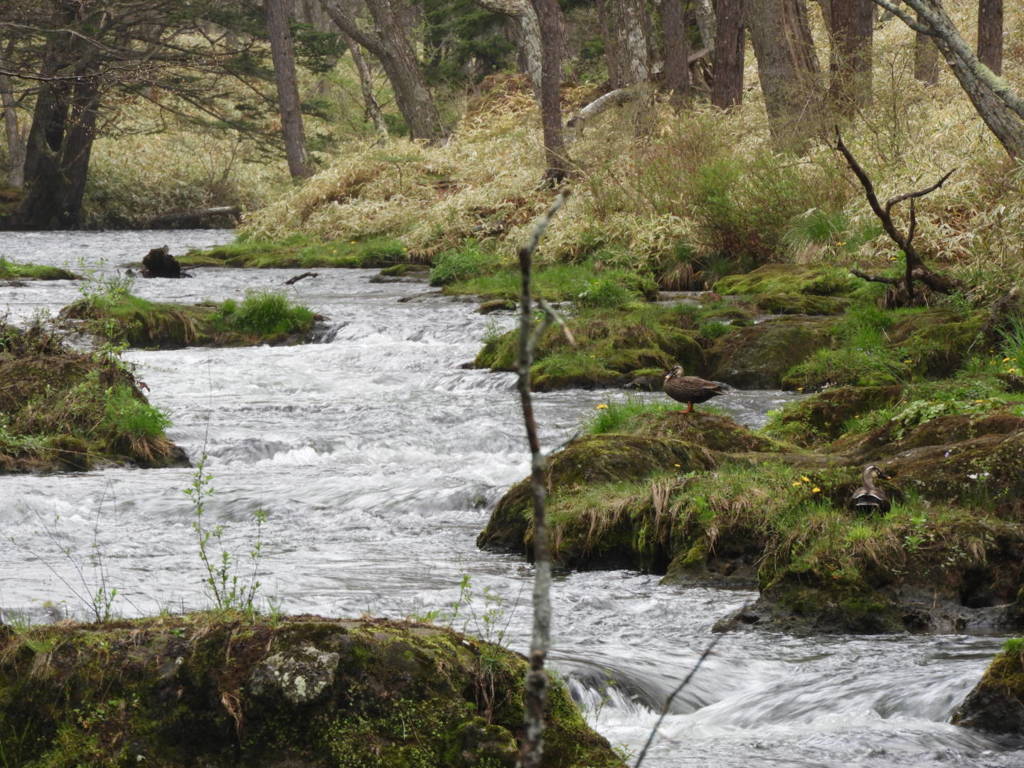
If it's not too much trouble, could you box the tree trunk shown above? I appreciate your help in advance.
[746,0,824,151]
[0,72,27,188]
[815,0,832,28]
[711,0,745,108]
[871,0,1024,158]
[320,0,446,142]
[473,0,543,94]
[662,0,691,106]
[914,13,940,84]
[530,0,570,182]
[265,0,312,179]
[693,0,717,49]
[348,38,389,140]
[829,0,874,113]
[977,0,1003,76]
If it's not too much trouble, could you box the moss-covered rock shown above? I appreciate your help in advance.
[952,640,1024,734]
[0,257,79,281]
[0,320,187,473]
[764,385,903,446]
[0,614,623,768]
[478,433,716,554]
[714,264,858,297]
[708,316,837,388]
[752,293,851,316]
[60,291,318,349]
[475,303,713,389]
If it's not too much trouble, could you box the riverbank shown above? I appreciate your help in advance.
[0,613,622,768]
[0,317,187,473]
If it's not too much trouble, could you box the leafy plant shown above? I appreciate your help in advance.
[216,290,314,337]
[186,454,266,616]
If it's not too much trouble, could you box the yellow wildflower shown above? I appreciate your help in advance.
[800,476,811,483]
[792,481,803,487]
[812,487,821,493]
[596,404,608,410]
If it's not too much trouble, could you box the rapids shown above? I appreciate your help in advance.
[0,230,1020,767]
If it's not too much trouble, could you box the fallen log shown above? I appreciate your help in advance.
[147,206,241,229]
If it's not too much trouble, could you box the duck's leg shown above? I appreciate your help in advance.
[685,402,694,414]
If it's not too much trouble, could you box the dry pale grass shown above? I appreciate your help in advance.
[240,2,1024,296]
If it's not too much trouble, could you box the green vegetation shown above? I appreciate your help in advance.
[61,288,317,348]
[481,397,1024,633]
[0,256,78,281]
[0,318,185,472]
[0,615,623,768]
[179,233,408,269]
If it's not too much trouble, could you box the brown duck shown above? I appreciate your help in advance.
[850,465,891,514]
[663,365,727,413]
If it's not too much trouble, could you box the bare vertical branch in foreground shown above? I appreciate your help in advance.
[516,191,568,768]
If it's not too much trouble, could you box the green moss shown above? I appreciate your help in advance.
[0,257,79,281]
[0,615,623,768]
[60,290,316,349]
[475,302,711,389]
[445,262,658,305]
[709,315,837,388]
[714,264,858,297]
[753,293,851,315]
[0,320,185,473]
[180,234,408,269]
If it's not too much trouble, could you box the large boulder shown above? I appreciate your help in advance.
[0,615,623,768]
[708,316,837,388]
[952,641,1024,734]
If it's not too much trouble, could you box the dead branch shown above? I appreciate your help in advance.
[284,271,319,285]
[516,190,569,768]
[834,129,958,306]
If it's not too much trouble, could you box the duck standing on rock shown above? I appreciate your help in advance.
[850,465,891,514]
[663,365,728,413]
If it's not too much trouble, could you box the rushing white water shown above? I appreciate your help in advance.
[0,230,1021,767]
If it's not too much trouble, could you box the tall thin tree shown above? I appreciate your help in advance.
[265,0,312,179]
[529,0,569,182]
[829,0,874,113]
[746,0,824,151]
[977,0,1003,76]
[710,0,745,109]
[662,0,692,107]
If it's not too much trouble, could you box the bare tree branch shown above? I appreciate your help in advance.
[516,191,568,768]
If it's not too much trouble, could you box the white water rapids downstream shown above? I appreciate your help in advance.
[1,230,1022,767]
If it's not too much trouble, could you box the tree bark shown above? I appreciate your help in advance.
[747,0,824,151]
[347,37,389,140]
[514,192,566,768]
[473,0,543,94]
[977,0,1003,76]
[693,0,717,49]
[871,0,1024,158]
[265,0,312,179]
[711,0,745,108]
[320,0,446,142]
[0,71,26,188]
[914,12,940,84]
[530,0,570,182]
[829,0,874,112]
[662,0,691,106]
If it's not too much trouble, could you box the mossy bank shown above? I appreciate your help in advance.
[60,290,319,349]
[479,403,1024,635]
[0,319,187,473]
[952,638,1024,735]
[0,257,79,281]
[0,613,623,768]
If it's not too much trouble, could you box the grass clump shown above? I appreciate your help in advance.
[429,241,504,285]
[61,287,317,348]
[181,233,408,269]
[587,397,679,435]
[0,318,183,472]
[445,261,657,306]
[0,257,78,281]
[214,291,315,337]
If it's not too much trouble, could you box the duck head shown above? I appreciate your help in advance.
[863,464,890,483]
[665,365,684,380]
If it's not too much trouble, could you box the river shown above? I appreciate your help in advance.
[0,230,1020,767]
